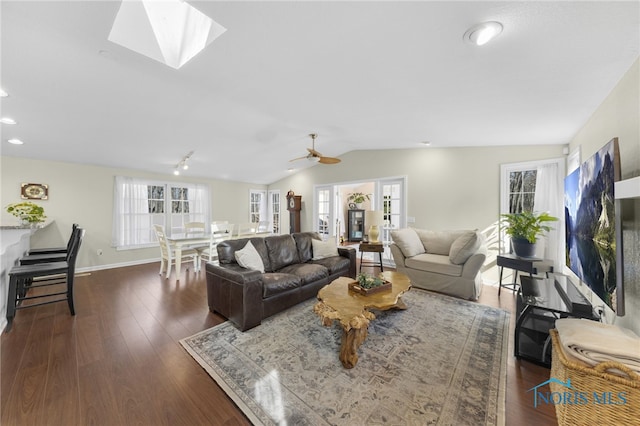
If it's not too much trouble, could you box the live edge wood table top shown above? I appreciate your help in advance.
[313,271,411,368]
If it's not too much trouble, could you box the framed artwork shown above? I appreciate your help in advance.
[21,183,49,200]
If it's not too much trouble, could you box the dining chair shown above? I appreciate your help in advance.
[201,223,235,262]
[6,228,85,332]
[185,221,206,235]
[236,223,257,239]
[255,220,271,236]
[27,223,79,255]
[153,224,200,279]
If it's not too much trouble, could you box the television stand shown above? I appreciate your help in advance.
[515,274,599,367]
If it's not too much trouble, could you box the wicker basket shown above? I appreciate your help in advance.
[549,328,640,425]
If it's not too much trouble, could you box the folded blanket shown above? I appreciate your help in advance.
[555,318,640,375]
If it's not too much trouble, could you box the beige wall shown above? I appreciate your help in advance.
[0,156,264,270]
[271,144,565,234]
[569,58,640,333]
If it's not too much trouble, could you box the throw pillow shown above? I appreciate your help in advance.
[234,241,265,272]
[390,228,425,257]
[449,231,481,265]
[311,238,339,260]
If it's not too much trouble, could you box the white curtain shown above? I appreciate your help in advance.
[112,176,150,248]
[187,184,211,229]
[533,162,565,269]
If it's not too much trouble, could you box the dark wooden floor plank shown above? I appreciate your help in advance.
[1,261,556,425]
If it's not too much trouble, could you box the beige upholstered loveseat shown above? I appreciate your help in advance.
[389,228,486,300]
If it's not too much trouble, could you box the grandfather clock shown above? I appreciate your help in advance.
[286,190,302,233]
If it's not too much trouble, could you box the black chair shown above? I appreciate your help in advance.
[27,223,78,255]
[20,225,80,265]
[5,228,85,332]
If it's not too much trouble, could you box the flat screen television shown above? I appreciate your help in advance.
[564,138,622,314]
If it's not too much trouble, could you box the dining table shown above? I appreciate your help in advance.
[165,233,210,277]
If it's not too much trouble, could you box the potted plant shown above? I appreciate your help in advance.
[5,201,47,227]
[347,192,370,209]
[500,211,558,257]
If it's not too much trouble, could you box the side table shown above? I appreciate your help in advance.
[358,242,384,273]
[497,253,554,296]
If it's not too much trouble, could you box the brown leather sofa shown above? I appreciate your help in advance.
[205,232,356,331]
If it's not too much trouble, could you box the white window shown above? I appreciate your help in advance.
[112,176,210,249]
[268,190,281,234]
[249,189,267,223]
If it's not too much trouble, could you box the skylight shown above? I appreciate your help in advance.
[108,0,226,69]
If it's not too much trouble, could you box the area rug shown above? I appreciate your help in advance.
[180,289,509,426]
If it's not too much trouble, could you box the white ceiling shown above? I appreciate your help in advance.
[1,1,638,184]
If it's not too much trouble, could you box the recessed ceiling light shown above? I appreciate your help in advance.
[287,168,295,172]
[421,141,431,146]
[0,89,7,97]
[8,138,23,145]
[463,21,503,46]
[0,117,17,125]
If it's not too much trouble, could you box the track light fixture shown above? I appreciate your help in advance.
[174,150,194,175]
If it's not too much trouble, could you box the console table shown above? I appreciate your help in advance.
[497,253,554,296]
[515,274,598,367]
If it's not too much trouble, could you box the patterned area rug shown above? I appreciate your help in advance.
[180,289,509,425]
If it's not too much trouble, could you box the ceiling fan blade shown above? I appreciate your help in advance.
[318,156,341,164]
[289,155,308,162]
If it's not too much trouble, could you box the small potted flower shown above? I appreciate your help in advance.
[6,201,47,227]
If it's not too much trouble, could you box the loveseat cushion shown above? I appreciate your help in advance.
[262,273,302,298]
[292,232,319,263]
[390,228,425,257]
[278,263,328,285]
[405,253,463,277]
[449,231,481,265]
[311,256,351,275]
[416,229,471,256]
[265,235,300,271]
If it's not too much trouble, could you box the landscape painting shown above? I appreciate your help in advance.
[564,138,621,312]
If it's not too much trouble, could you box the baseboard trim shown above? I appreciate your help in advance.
[77,258,159,274]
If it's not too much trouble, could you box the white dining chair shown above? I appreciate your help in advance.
[236,222,257,239]
[201,223,235,262]
[153,224,200,279]
[185,221,206,235]
[255,220,271,236]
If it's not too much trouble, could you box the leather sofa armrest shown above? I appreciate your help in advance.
[461,252,487,278]
[206,263,264,331]
[338,246,357,278]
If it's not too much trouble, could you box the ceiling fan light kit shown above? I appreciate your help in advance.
[290,133,341,165]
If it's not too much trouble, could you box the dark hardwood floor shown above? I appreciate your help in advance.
[1,262,557,425]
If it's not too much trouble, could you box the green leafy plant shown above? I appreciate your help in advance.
[347,192,371,204]
[5,201,47,223]
[500,211,558,243]
[356,272,385,289]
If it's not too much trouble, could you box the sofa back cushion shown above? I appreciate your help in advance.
[265,234,300,271]
[449,230,482,265]
[217,237,271,270]
[415,229,471,256]
[292,232,320,263]
[391,228,425,257]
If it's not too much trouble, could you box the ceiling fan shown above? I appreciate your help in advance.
[289,133,341,164]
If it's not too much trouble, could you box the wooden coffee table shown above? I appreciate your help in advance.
[313,271,411,368]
